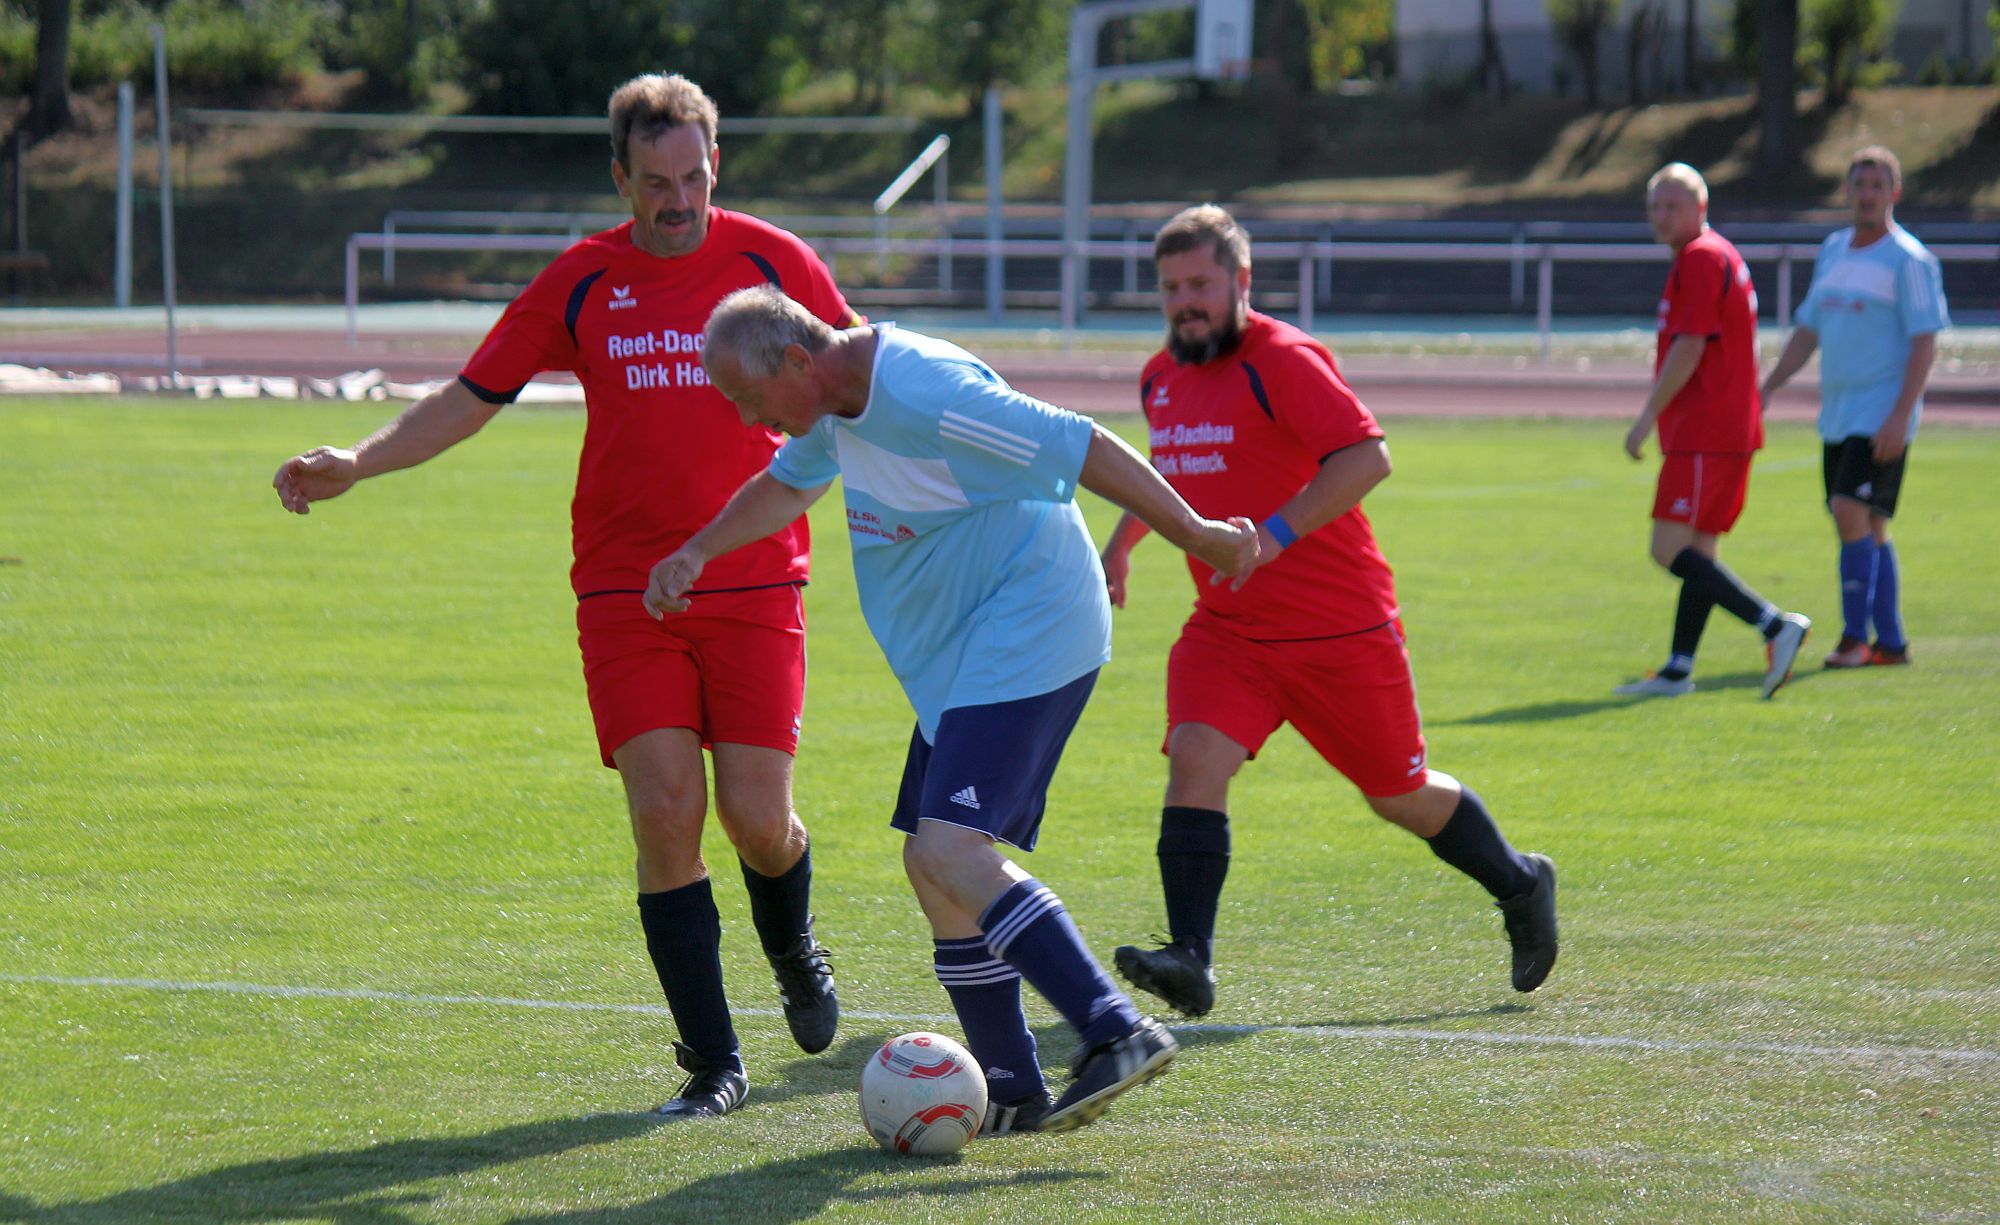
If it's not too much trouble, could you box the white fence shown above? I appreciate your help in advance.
[343,230,1999,359]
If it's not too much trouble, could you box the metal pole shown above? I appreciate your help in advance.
[1510,227,1526,311]
[936,148,951,294]
[7,130,21,306]
[1061,8,1102,337]
[983,88,1003,323]
[116,83,134,308]
[345,234,359,346]
[1297,253,1314,333]
[1536,245,1553,365]
[153,27,178,379]
[384,214,395,285]
[1776,247,1792,329]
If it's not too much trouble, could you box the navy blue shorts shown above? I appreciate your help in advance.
[889,669,1099,852]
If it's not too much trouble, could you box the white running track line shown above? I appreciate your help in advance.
[6,972,1997,1066]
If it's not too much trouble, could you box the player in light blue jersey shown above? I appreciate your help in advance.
[1763,146,1949,668]
[644,284,1261,1134]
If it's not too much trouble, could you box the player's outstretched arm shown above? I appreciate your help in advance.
[1078,423,1258,586]
[645,472,832,618]
[272,379,501,514]
[1760,326,1820,406]
[1099,512,1152,609]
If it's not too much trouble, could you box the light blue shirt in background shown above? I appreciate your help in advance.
[1795,225,1950,442]
[768,324,1110,740]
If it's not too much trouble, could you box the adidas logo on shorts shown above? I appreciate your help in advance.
[949,786,981,810]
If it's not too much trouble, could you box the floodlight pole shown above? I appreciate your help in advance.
[116,82,133,309]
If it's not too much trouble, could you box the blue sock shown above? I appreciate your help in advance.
[636,879,741,1071]
[1872,541,1905,650]
[981,878,1141,1048]
[1839,538,1878,643]
[934,937,1046,1105]
[1424,788,1537,901]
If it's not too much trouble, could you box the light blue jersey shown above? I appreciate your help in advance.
[1795,225,1950,442]
[768,325,1110,740]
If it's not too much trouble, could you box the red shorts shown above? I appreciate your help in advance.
[1165,616,1429,798]
[576,585,806,767]
[1652,452,1752,534]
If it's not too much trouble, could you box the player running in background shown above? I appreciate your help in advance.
[1100,205,1558,1021]
[646,285,1261,1134]
[272,74,852,1119]
[1616,163,1811,700]
[1760,146,1949,669]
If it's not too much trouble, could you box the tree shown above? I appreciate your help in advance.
[1549,0,1621,104]
[1757,0,1800,179]
[1682,0,1699,88]
[1804,0,1894,106]
[1480,0,1512,99]
[929,0,1067,115]
[23,0,75,144]
[1628,0,1667,102]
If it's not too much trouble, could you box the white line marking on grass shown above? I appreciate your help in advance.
[7,973,1997,1066]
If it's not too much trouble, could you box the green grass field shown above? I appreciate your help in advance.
[3,399,1996,1223]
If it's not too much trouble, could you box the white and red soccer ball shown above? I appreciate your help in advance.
[858,1031,987,1155]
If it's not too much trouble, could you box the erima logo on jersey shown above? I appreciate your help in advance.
[949,786,981,810]
[1152,385,1170,407]
[608,285,639,311]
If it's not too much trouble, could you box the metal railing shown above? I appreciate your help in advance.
[344,229,1999,358]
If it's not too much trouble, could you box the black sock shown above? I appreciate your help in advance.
[637,878,741,1071]
[1424,788,1536,901]
[1158,806,1230,966]
[1667,578,1714,672]
[1669,547,1774,632]
[739,839,813,958]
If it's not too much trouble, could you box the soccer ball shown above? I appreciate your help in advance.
[858,1031,987,1155]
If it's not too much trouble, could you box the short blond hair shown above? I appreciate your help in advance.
[1647,162,1709,208]
[1848,145,1902,189]
[1155,204,1252,276]
[608,74,719,169]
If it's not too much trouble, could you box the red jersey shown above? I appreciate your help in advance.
[460,209,854,597]
[1139,311,1397,640]
[1654,229,1763,454]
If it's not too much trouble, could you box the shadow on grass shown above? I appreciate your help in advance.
[0,1112,663,1225]
[1442,666,1799,724]
[504,1146,1101,1224]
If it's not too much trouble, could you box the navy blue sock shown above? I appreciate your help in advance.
[1424,788,1537,901]
[1871,541,1905,650]
[1158,806,1230,967]
[739,839,813,958]
[1838,538,1878,644]
[637,878,742,1071]
[1670,547,1776,634]
[981,878,1141,1048]
[934,937,1046,1105]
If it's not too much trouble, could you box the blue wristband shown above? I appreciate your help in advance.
[1263,513,1299,549]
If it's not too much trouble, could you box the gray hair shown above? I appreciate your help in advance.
[702,284,836,378]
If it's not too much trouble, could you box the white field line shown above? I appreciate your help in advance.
[6,972,1998,1067]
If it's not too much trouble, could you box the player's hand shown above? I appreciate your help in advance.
[1192,515,1261,590]
[272,446,360,514]
[1101,546,1132,609]
[644,548,706,619]
[1623,420,1650,461]
[1871,418,1909,464]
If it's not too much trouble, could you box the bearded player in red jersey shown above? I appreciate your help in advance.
[1615,163,1811,701]
[1100,206,1558,1019]
[273,74,855,1118]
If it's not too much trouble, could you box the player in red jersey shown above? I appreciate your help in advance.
[1616,163,1811,701]
[272,74,856,1118]
[1100,206,1558,1019]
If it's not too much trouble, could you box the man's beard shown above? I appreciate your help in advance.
[1166,301,1246,365]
